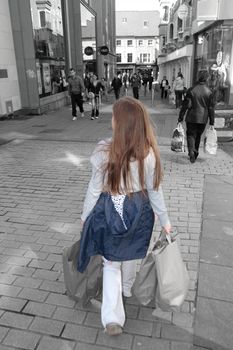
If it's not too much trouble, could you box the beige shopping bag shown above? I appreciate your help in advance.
[153,234,189,311]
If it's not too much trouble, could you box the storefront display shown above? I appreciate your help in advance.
[30,0,67,97]
[194,24,233,108]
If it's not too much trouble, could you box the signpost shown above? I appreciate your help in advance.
[84,46,94,56]
[99,45,109,55]
[177,4,189,20]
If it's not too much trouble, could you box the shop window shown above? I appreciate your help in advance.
[117,53,121,62]
[31,0,67,97]
[140,53,150,63]
[169,24,174,40]
[127,53,132,63]
[40,11,46,27]
[194,25,233,107]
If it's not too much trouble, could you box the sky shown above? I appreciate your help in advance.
[115,0,160,11]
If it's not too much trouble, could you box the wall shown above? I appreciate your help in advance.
[0,0,21,115]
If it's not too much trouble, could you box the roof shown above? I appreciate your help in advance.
[116,11,160,37]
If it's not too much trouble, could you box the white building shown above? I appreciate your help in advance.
[115,11,160,75]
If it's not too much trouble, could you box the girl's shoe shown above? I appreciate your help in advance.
[105,323,122,336]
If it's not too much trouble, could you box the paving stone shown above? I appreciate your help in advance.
[0,296,27,312]
[53,307,86,324]
[0,326,9,342]
[18,287,49,302]
[124,318,153,336]
[37,336,75,350]
[133,335,170,350]
[200,237,233,268]
[3,329,40,349]
[0,311,33,329]
[75,343,114,350]
[172,312,194,329]
[39,280,65,293]
[7,266,36,277]
[202,219,233,242]
[13,276,42,289]
[198,263,233,302]
[161,324,193,343]
[0,274,16,285]
[96,330,133,350]
[22,301,56,317]
[194,297,233,350]
[29,316,64,336]
[29,259,55,270]
[32,269,59,281]
[46,293,76,308]
[62,324,98,343]
[0,284,21,297]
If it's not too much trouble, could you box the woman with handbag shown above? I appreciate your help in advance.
[80,96,171,335]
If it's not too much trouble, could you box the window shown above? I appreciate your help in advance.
[117,53,121,62]
[138,40,143,46]
[148,40,153,46]
[143,21,149,27]
[127,40,133,46]
[140,53,150,63]
[40,11,46,27]
[122,18,127,23]
[127,53,133,63]
[116,40,121,46]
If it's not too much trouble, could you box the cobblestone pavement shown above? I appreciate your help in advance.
[0,95,233,349]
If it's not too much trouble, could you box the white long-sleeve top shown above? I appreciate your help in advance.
[81,140,170,227]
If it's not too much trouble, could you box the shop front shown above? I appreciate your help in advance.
[194,21,233,109]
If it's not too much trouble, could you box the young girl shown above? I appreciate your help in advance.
[80,96,171,336]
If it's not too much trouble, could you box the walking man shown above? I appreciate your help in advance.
[68,68,85,120]
[130,73,141,99]
[178,70,215,163]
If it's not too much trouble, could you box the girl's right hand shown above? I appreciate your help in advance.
[162,224,172,235]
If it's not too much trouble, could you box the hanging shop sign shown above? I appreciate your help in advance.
[84,46,94,56]
[177,4,189,20]
[99,45,109,55]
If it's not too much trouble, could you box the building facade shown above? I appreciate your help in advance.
[0,0,116,116]
[158,0,193,88]
[115,11,160,76]
[158,0,233,111]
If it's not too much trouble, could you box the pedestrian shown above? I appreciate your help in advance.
[173,72,185,109]
[130,72,141,99]
[178,69,215,163]
[160,76,169,99]
[84,72,91,101]
[88,74,104,120]
[68,68,85,120]
[142,74,149,96]
[148,75,154,91]
[111,74,122,100]
[80,96,171,336]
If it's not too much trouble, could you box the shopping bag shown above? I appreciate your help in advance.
[62,240,102,305]
[132,252,157,305]
[203,126,217,155]
[171,123,185,152]
[153,231,189,311]
[169,91,176,105]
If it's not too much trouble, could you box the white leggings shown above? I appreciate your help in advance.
[101,258,137,328]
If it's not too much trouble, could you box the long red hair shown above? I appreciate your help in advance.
[105,96,162,194]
